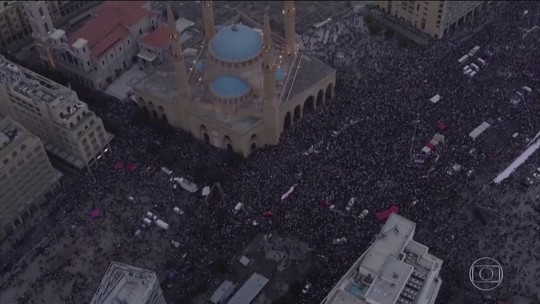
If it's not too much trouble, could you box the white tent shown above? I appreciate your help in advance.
[469,122,491,140]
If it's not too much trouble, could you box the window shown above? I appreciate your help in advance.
[139,29,142,34]
[28,10,33,18]
[21,144,26,151]
[38,7,44,17]
[119,46,122,51]
[417,4,420,11]
[87,61,90,66]
[110,53,113,58]
[128,40,131,44]
[102,60,105,66]
[12,151,17,157]
[2,158,8,164]
[44,22,50,33]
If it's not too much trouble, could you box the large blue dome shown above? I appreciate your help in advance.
[210,24,263,62]
[210,75,250,98]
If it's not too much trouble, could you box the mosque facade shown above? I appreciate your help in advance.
[133,1,336,156]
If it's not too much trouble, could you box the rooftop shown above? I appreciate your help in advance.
[89,262,159,304]
[140,25,171,49]
[0,118,24,152]
[322,214,443,304]
[0,57,72,105]
[210,75,251,99]
[67,1,155,59]
[226,272,269,304]
[210,24,263,62]
[287,53,336,102]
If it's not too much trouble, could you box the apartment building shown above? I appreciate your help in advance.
[376,1,486,39]
[0,1,100,50]
[0,116,61,240]
[90,262,166,304]
[322,213,443,304]
[137,18,195,73]
[0,56,114,172]
[25,1,158,90]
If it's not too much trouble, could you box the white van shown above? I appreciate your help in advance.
[233,203,244,214]
[468,71,477,78]
[143,218,152,225]
[470,63,480,72]
[477,58,487,66]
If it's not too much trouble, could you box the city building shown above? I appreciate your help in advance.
[25,1,158,90]
[0,56,114,172]
[133,1,336,156]
[375,1,489,39]
[137,18,195,73]
[322,213,443,304]
[0,1,101,50]
[90,261,166,304]
[0,116,61,240]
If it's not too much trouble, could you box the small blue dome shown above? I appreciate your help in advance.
[275,69,285,81]
[211,75,250,98]
[195,60,206,72]
[210,24,262,62]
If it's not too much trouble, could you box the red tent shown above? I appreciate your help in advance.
[262,211,273,217]
[113,161,124,170]
[126,163,137,172]
[89,209,102,219]
[376,206,400,221]
[437,122,446,131]
[320,198,331,208]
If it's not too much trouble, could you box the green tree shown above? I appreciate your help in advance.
[364,14,374,24]
[384,28,395,40]
[368,23,382,35]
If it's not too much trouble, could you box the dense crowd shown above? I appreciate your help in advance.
[1,1,540,304]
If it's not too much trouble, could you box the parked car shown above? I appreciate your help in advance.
[359,209,369,219]
[302,283,312,294]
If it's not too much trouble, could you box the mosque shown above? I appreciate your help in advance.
[133,1,336,156]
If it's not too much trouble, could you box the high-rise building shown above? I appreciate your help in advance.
[0,1,101,50]
[90,262,166,304]
[24,1,159,90]
[376,1,487,39]
[0,116,61,240]
[0,56,114,172]
[133,1,336,156]
[322,213,443,304]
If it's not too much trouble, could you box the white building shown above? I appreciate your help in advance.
[322,214,443,304]
[0,56,113,172]
[24,1,158,90]
[90,262,166,304]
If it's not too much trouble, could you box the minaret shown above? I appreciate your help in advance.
[24,1,57,69]
[201,1,216,43]
[283,1,297,56]
[262,11,280,145]
[167,3,191,130]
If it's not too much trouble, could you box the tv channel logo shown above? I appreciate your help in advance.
[469,257,503,291]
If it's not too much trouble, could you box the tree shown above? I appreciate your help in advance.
[368,23,382,35]
[133,107,150,125]
[364,14,374,25]
[288,281,304,297]
[159,146,176,165]
[384,28,395,40]
[211,258,228,274]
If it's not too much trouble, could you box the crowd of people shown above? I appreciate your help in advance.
[1,1,540,304]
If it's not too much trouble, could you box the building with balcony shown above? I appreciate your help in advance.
[375,1,489,39]
[0,116,61,240]
[137,17,195,73]
[0,56,114,172]
[90,262,166,304]
[25,1,158,90]
[322,213,443,304]
[0,1,101,50]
